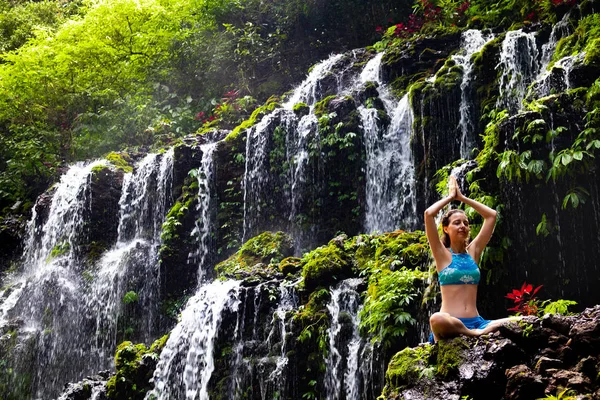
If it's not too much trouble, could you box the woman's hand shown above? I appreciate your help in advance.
[448,175,461,200]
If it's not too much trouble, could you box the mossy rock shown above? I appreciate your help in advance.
[292,102,309,117]
[313,95,337,117]
[384,345,433,389]
[434,337,469,378]
[353,230,429,272]
[106,152,134,173]
[215,231,294,279]
[279,256,302,275]
[225,96,281,142]
[301,235,354,292]
[105,335,168,400]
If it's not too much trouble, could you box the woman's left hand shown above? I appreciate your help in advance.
[448,175,463,200]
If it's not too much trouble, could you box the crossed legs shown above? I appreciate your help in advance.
[429,312,519,342]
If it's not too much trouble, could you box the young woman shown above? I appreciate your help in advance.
[425,176,513,342]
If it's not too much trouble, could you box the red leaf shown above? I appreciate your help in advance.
[520,282,527,293]
[532,285,543,296]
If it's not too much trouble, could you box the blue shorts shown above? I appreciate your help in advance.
[428,315,491,344]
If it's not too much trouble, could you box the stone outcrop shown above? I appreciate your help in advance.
[381,306,600,399]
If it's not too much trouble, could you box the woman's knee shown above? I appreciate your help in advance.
[429,312,451,330]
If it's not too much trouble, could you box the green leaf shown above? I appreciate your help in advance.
[560,153,573,166]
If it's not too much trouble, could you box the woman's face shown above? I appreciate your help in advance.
[444,212,470,243]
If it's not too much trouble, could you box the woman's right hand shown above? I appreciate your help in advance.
[448,175,458,200]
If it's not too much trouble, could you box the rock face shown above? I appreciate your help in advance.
[381,306,600,400]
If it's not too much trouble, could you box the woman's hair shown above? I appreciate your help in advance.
[440,209,468,247]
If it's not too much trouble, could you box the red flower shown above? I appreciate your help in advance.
[506,282,543,316]
[375,26,383,33]
[194,111,205,121]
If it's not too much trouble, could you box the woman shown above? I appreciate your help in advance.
[425,176,512,343]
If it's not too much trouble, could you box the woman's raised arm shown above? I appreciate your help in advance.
[453,177,497,262]
[424,179,456,269]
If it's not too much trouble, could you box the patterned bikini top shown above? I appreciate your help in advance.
[438,249,480,286]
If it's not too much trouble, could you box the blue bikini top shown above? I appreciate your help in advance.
[438,249,480,286]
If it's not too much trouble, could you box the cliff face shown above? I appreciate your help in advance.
[2,1,600,399]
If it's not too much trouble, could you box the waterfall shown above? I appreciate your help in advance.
[283,53,345,108]
[242,109,292,242]
[0,160,107,398]
[362,94,417,233]
[188,143,218,284]
[539,11,573,74]
[85,150,174,359]
[148,280,242,400]
[226,280,299,400]
[496,30,540,113]
[453,30,495,158]
[324,278,367,400]
[243,52,348,245]
[0,151,174,399]
[357,52,418,233]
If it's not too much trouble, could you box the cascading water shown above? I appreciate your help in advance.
[147,280,242,400]
[358,53,418,233]
[188,143,218,284]
[361,94,417,233]
[324,278,370,400]
[85,150,174,358]
[540,11,573,74]
[283,53,345,108]
[2,160,108,398]
[1,150,174,399]
[242,109,292,242]
[496,30,541,113]
[453,30,495,158]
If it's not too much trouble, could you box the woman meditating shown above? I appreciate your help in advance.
[425,176,513,343]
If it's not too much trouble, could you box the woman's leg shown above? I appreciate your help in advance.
[429,312,480,342]
[475,316,521,335]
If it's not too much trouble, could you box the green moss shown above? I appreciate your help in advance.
[352,230,429,272]
[122,291,139,305]
[292,102,309,117]
[215,231,294,279]
[301,238,353,291]
[150,334,169,353]
[106,152,134,173]
[381,337,469,396]
[91,164,111,174]
[384,345,433,388]
[435,337,468,377]
[106,340,157,400]
[279,256,302,275]
[313,95,337,117]
[46,240,70,262]
[225,96,281,142]
[554,14,600,66]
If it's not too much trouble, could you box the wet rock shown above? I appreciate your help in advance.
[541,313,576,336]
[570,316,600,351]
[547,369,592,394]
[534,356,563,374]
[504,365,545,400]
